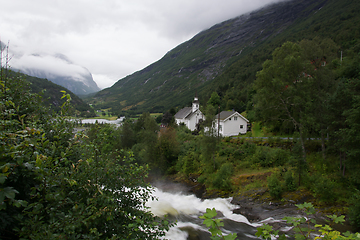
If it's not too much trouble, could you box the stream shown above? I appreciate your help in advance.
[146,182,271,240]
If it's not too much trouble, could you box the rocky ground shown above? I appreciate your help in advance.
[172,175,354,235]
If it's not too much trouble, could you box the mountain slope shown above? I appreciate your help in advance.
[8,70,95,117]
[12,53,101,96]
[90,0,359,115]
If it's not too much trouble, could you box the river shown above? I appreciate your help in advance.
[146,182,265,240]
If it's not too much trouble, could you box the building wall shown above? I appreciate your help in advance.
[215,114,248,136]
[175,111,205,131]
[223,116,248,136]
[188,111,205,131]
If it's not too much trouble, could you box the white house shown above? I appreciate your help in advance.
[214,110,249,136]
[174,95,205,131]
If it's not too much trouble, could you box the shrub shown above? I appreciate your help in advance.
[284,171,297,191]
[181,152,198,175]
[251,147,273,167]
[312,175,338,203]
[349,190,360,231]
[241,141,257,157]
[212,163,234,190]
[272,148,290,166]
[267,173,283,199]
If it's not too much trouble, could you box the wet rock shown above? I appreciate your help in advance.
[233,207,261,222]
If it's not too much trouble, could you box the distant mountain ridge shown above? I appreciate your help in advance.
[89,0,359,115]
[11,52,100,96]
[6,70,95,117]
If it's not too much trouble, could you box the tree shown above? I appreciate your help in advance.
[207,92,221,107]
[0,73,171,239]
[200,104,219,170]
[253,39,338,161]
[161,111,175,126]
[336,78,360,182]
[120,120,136,149]
[156,127,180,172]
[298,38,338,159]
[133,112,160,168]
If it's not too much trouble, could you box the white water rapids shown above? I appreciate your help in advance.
[146,184,263,240]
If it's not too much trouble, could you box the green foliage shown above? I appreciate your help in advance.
[311,174,338,203]
[256,202,360,240]
[0,75,171,239]
[9,70,95,116]
[120,120,136,149]
[284,171,297,192]
[251,147,290,168]
[156,127,180,173]
[178,151,199,175]
[267,173,284,200]
[349,190,360,231]
[208,92,221,107]
[199,208,237,240]
[212,163,233,191]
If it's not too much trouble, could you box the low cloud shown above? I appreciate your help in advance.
[11,53,90,82]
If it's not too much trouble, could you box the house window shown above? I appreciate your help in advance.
[234,117,238,120]
[240,125,243,129]
[219,125,222,130]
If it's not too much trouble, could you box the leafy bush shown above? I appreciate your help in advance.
[200,208,237,240]
[284,170,297,191]
[267,173,283,199]
[272,148,290,166]
[312,174,338,203]
[212,163,234,190]
[178,152,199,175]
[349,190,360,231]
[241,141,257,157]
[251,147,273,167]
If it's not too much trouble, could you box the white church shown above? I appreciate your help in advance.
[174,95,205,131]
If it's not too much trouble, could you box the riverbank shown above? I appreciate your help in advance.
[161,173,354,234]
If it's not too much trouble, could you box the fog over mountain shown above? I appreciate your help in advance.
[11,51,100,95]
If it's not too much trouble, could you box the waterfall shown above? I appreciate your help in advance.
[146,184,261,240]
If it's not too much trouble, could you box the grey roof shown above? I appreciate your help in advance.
[214,111,249,122]
[174,107,192,119]
[187,109,202,119]
[215,111,235,120]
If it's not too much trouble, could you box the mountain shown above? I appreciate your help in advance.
[11,53,100,96]
[90,0,360,115]
[8,70,96,117]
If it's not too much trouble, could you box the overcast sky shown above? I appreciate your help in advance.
[0,0,284,89]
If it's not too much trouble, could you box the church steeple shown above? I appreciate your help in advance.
[192,92,199,112]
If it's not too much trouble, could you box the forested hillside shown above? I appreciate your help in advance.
[7,70,95,117]
[88,0,360,117]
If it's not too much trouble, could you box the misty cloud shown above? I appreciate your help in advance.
[12,53,91,82]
